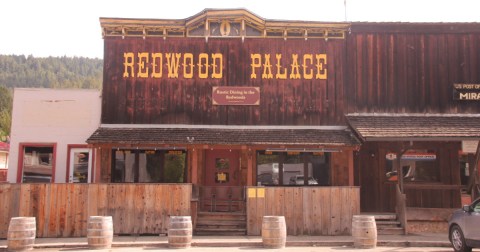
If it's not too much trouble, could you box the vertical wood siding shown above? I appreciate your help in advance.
[346,31,480,114]
[102,37,346,125]
[0,184,191,238]
[246,187,359,235]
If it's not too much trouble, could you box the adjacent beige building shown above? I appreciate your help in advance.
[7,88,101,183]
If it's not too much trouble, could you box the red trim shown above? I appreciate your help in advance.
[17,143,57,183]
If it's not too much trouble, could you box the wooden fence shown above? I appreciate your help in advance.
[246,186,360,236]
[0,183,192,238]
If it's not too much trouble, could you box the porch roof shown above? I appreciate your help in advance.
[86,124,361,147]
[346,113,480,141]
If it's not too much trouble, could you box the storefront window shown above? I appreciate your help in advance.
[385,150,439,183]
[256,151,330,186]
[22,145,55,183]
[112,149,186,183]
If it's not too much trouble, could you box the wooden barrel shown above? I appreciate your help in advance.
[87,216,113,249]
[262,216,286,249]
[352,215,377,249]
[168,216,192,249]
[7,217,36,251]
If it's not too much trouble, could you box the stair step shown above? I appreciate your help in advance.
[195,212,247,236]
[377,227,405,235]
[376,220,401,226]
[197,220,246,226]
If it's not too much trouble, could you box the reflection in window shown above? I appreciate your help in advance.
[385,150,439,182]
[22,146,54,183]
[112,149,186,183]
[256,151,330,186]
[72,151,89,183]
[257,152,280,186]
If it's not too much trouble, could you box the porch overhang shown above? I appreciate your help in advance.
[86,124,361,147]
[346,113,480,142]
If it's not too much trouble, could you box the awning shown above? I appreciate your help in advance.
[346,113,480,141]
[87,124,361,147]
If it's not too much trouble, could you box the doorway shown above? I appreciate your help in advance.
[200,149,244,212]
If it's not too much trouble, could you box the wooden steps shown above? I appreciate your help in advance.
[195,212,247,236]
[363,213,405,235]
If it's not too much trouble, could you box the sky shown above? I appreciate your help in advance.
[2,0,480,59]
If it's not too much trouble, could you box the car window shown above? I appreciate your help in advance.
[474,201,480,213]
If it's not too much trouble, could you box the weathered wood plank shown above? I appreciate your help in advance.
[0,184,192,238]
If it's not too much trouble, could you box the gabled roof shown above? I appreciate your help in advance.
[346,113,480,142]
[87,124,361,147]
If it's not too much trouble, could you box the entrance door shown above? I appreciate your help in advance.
[68,148,92,183]
[202,149,242,211]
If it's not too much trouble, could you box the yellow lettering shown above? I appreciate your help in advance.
[198,53,209,79]
[302,54,313,80]
[183,53,194,79]
[262,54,273,79]
[275,54,287,79]
[137,52,149,78]
[289,54,301,79]
[315,54,327,79]
[166,53,181,78]
[123,52,134,78]
[151,53,162,78]
[211,53,223,79]
[250,54,261,79]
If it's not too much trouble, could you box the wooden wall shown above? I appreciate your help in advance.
[102,37,346,126]
[346,24,480,114]
[0,183,191,238]
[246,186,360,235]
[356,141,461,212]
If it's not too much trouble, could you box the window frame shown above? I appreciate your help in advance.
[17,142,57,183]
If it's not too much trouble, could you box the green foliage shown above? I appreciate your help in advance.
[0,54,103,137]
[0,86,12,138]
[164,154,185,183]
[0,54,103,89]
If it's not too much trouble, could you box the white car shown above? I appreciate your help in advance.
[289,175,318,185]
[448,197,480,252]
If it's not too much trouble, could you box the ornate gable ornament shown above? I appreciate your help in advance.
[100,8,350,41]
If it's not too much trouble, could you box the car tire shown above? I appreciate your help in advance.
[450,225,472,252]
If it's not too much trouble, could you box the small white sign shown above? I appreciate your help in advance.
[462,141,479,153]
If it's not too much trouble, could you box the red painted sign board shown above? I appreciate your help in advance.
[212,87,260,105]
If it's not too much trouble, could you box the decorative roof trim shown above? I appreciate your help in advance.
[100,8,349,40]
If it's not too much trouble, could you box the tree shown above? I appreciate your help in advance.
[0,85,12,139]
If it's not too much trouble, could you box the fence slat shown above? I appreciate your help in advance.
[0,184,192,238]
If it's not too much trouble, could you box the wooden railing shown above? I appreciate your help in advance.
[199,186,245,212]
[403,184,462,208]
[0,183,192,238]
[246,186,360,236]
[395,184,407,234]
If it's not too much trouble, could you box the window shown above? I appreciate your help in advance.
[256,151,330,186]
[67,146,93,183]
[20,144,56,183]
[111,149,186,183]
[385,150,439,183]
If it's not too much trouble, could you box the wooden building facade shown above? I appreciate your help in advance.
[85,9,480,234]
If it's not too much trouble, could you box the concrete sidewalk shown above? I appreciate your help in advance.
[0,233,451,249]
